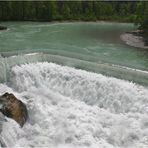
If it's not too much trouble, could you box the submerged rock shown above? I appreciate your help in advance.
[0,26,7,30]
[0,92,28,127]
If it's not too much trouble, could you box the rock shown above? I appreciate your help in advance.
[0,26,7,30]
[120,33,148,49]
[0,93,28,127]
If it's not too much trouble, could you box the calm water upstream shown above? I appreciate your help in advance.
[0,21,148,70]
[0,22,148,148]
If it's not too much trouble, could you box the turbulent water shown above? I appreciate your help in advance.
[0,62,148,148]
[0,22,148,147]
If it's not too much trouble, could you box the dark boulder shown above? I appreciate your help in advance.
[0,92,28,127]
[0,26,7,30]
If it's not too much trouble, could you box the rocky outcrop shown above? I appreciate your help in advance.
[0,93,28,127]
[0,26,7,30]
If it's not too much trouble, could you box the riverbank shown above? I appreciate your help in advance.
[120,30,148,49]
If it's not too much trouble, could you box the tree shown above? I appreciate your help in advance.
[135,1,148,30]
[0,1,140,23]
[61,3,71,19]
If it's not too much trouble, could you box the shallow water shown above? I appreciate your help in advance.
[0,22,148,148]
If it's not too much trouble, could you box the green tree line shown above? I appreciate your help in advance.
[0,1,137,21]
[0,1,147,30]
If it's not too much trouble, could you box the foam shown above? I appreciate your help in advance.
[0,62,148,147]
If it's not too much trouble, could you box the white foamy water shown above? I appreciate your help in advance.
[0,62,148,148]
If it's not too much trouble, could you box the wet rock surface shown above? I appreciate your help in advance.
[0,92,28,127]
[0,26,7,30]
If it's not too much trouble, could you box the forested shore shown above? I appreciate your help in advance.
[0,1,138,22]
[0,1,147,31]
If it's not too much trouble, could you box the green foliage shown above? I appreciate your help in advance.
[135,1,148,30]
[62,4,71,19]
[0,1,139,23]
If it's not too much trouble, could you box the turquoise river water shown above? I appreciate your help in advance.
[0,22,148,148]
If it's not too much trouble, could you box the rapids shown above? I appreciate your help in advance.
[0,62,148,148]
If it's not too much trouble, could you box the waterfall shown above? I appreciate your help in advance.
[0,53,148,85]
[0,21,148,148]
